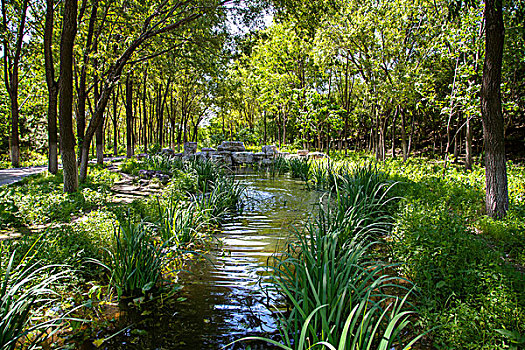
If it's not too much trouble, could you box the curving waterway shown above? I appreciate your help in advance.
[104,174,319,349]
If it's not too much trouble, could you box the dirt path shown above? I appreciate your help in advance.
[0,166,48,186]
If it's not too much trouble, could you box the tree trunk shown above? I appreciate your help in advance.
[142,68,148,153]
[59,0,78,192]
[126,76,134,158]
[95,76,104,165]
[465,117,473,170]
[8,90,20,168]
[481,0,508,218]
[1,0,29,168]
[44,0,58,174]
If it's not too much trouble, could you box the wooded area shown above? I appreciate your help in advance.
[1,0,523,217]
[0,0,524,348]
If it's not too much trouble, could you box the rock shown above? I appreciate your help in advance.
[217,141,246,152]
[308,151,329,160]
[261,158,273,166]
[200,148,216,160]
[262,145,278,155]
[160,148,175,156]
[297,149,309,156]
[211,152,233,165]
[232,152,254,164]
[253,152,265,162]
[184,142,198,157]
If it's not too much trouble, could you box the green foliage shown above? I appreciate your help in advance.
[254,165,421,349]
[2,168,117,225]
[157,198,209,246]
[392,202,525,349]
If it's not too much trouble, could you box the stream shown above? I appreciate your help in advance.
[104,174,319,349]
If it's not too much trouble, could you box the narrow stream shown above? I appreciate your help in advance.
[105,174,319,349]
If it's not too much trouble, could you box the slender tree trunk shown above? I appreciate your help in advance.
[1,0,29,168]
[44,0,58,174]
[59,0,78,192]
[126,76,134,158]
[95,75,104,164]
[465,117,473,170]
[481,0,508,218]
[142,68,148,153]
[391,106,398,159]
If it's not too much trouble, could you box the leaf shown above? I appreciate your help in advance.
[142,281,155,293]
[93,339,105,348]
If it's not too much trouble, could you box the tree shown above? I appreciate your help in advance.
[1,0,29,167]
[481,0,508,218]
[44,0,59,174]
[78,0,232,182]
[59,0,78,193]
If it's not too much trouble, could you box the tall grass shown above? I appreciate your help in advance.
[0,251,67,349]
[157,197,209,246]
[236,164,421,349]
[198,176,245,221]
[95,220,168,299]
[184,158,223,192]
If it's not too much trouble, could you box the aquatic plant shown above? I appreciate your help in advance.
[184,158,223,192]
[95,220,168,298]
[288,158,311,183]
[157,197,209,246]
[199,176,245,222]
[0,251,67,350]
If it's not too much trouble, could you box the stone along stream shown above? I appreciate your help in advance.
[105,174,319,349]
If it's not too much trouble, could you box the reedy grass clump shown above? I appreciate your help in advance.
[184,158,224,192]
[239,164,421,349]
[288,158,311,183]
[157,197,209,246]
[95,219,168,299]
[0,251,68,350]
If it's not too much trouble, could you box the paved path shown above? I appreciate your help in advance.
[0,156,128,187]
[0,166,48,186]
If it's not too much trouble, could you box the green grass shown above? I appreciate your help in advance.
[0,167,119,226]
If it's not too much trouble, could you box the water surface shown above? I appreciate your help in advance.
[105,174,318,349]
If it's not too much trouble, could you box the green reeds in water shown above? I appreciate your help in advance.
[289,158,311,183]
[0,251,68,349]
[233,164,421,349]
[199,176,245,222]
[95,220,168,299]
[158,196,209,246]
[184,158,223,192]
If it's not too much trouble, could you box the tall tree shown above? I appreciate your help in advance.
[59,0,78,192]
[44,0,59,174]
[78,0,231,181]
[1,0,29,167]
[481,0,508,218]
